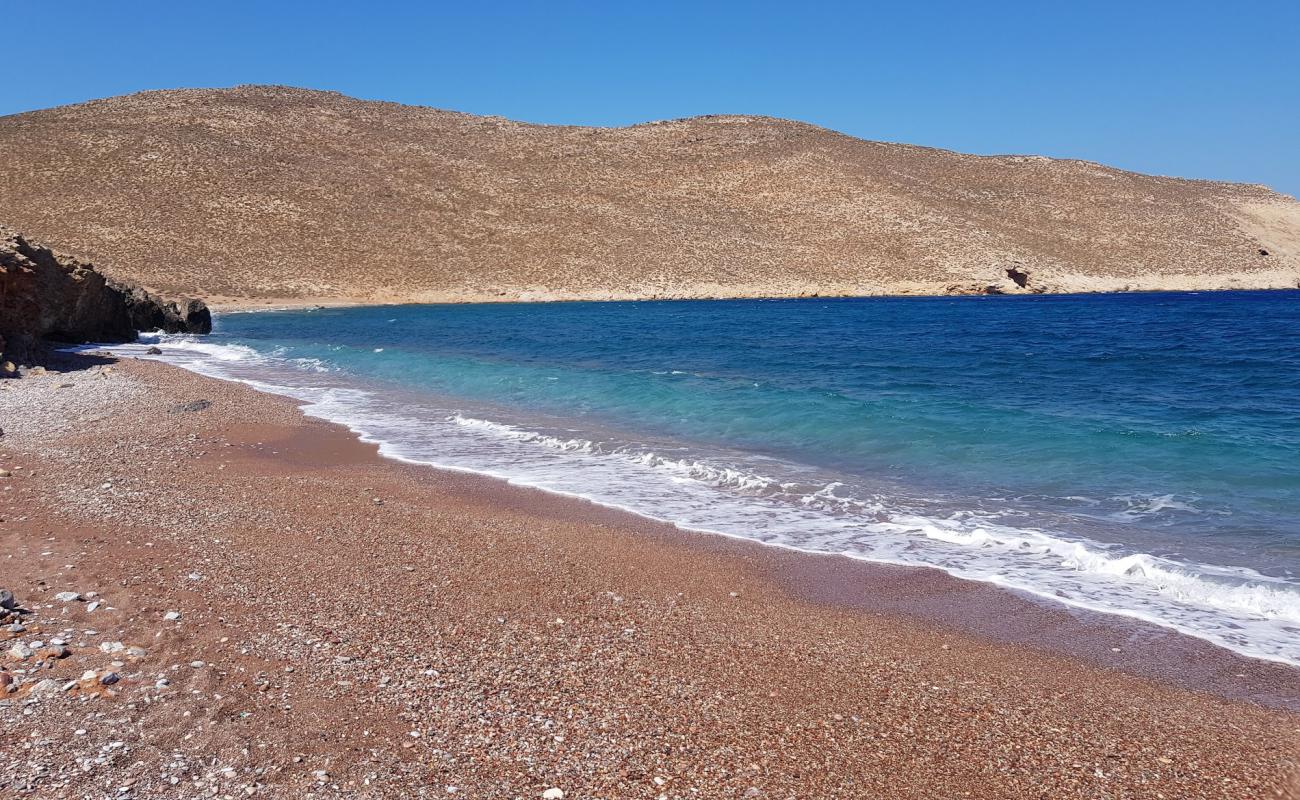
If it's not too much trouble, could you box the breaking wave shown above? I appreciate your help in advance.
[83,331,1300,667]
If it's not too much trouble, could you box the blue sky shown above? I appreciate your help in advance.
[6,1,1298,195]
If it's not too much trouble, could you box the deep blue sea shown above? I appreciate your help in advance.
[120,292,1300,664]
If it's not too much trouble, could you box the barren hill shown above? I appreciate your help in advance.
[1,85,1297,305]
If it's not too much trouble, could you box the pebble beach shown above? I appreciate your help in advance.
[1,353,1297,799]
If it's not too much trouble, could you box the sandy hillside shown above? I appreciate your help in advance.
[0,85,1297,303]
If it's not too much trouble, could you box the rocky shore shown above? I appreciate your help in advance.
[1,355,1297,798]
[0,227,210,373]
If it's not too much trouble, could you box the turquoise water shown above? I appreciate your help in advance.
[122,292,1300,664]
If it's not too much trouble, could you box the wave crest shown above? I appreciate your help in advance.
[74,338,1300,666]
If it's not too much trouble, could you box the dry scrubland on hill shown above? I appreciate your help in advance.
[0,85,1297,304]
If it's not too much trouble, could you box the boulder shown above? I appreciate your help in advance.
[117,282,212,336]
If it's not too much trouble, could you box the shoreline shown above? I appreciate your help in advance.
[392,449,1300,708]
[290,393,1300,707]
[204,283,1300,312]
[286,400,1300,683]
[2,353,1297,797]
[115,320,1300,674]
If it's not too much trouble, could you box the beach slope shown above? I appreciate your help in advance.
[1,355,1296,798]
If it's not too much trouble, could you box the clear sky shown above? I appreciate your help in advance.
[7,1,1299,196]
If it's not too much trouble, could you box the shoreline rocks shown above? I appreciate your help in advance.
[0,226,211,371]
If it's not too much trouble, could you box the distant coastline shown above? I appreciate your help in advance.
[204,280,1300,313]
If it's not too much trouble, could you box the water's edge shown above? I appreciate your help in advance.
[73,328,1300,670]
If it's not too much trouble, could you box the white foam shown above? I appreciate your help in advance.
[94,333,1300,666]
[1109,493,1228,520]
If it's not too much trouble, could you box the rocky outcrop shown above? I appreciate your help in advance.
[0,226,210,370]
[117,287,212,339]
[1005,266,1032,289]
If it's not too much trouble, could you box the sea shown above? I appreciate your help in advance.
[103,292,1300,665]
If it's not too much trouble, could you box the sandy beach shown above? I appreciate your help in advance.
[1,353,1297,798]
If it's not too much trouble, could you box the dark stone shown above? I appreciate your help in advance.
[183,299,213,333]
[117,284,212,335]
[0,590,15,610]
[1259,248,1270,256]
[170,399,212,414]
[146,346,163,355]
[1005,266,1031,288]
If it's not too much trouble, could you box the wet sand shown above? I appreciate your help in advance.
[1,353,1297,798]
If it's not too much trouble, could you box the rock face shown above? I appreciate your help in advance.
[118,287,213,339]
[0,85,1297,303]
[0,226,210,367]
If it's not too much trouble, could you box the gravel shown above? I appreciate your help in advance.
[0,356,1294,799]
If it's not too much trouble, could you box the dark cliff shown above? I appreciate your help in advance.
[0,226,210,372]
